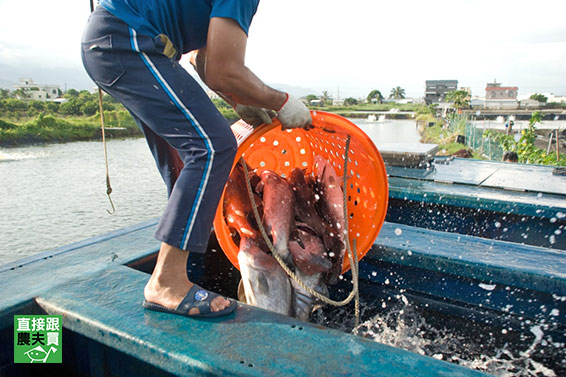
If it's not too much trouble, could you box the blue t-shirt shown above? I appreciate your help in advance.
[99,0,259,55]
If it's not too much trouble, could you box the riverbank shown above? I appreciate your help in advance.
[419,113,566,165]
[0,102,425,147]
[0,109,240,147]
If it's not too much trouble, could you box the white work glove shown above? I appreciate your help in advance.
[235,105,276,127]
[277,94,312,129]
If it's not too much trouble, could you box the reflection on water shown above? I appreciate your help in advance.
[0,138,167,265]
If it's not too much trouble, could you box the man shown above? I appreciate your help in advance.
[81,0,312,318]
[502,151,518,163]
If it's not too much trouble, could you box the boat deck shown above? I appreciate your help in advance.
[386,157,566,249]
[2,216,565,375]
[1,219,493,376]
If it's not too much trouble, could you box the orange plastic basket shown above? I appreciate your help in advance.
[213,111,389,274]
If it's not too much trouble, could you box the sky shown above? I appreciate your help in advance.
[1,0,565,99]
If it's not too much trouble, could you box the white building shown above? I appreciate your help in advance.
[13,78,61,101]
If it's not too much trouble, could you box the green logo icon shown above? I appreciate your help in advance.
[14,315,62,363]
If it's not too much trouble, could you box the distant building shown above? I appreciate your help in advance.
[545,93,566,104]
[484,80,518,109]
[13,78,61,101]
[519,98,540,109]
[470,97,485,109]
[485,80,518,99]
[424,80,458,104]
[382,98,415,105]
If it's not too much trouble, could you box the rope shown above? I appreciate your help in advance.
[90,0,115,214]
[240,134,360,326]
[98,88,115,214]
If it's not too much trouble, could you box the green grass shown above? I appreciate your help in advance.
[420,122,475,157]
[0,112,141,146]
[310,103,428,116]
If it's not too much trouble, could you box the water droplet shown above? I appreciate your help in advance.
[394,228,403,236]
[371,271,377,277]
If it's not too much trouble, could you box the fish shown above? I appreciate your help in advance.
[287,168,336,251]
[255,170,295,264]
[223,161,263,242]
[288,227,332,321]
[226,158,350,320]
[313,155,347,284]
[238,237,293,316]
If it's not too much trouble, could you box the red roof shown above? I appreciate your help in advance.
[485,86,518,91]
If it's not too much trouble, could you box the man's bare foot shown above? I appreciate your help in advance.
[144,242,231,315]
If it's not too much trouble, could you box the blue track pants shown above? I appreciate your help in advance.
[81,7,237,253]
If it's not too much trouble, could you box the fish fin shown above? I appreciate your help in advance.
[308,254,333,273]
[237,279,247,303]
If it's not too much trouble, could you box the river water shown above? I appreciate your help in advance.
[0,118,419,266]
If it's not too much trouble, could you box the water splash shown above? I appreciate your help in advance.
[314,297,563,377]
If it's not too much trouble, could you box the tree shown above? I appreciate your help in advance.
[305,94,319,103]
[367,89,383,104]
[0,89,10,99]
[343,97,358,106]
[445,90,470,109]
[389,86,406,99]
[212,98,230,109]
[529,93,548,103]
[80,101,99,116]
[321,91,331,105]
[64,89,79,98]
[14,88,29,100]
[59,98,82,116]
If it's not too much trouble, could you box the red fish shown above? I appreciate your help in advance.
[313,155,347,284]
[256,170,295,264]
[223,161,263,241]
[288,168,337,251]
[288,227,332,321]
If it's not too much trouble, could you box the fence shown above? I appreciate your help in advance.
[448,116,505,161]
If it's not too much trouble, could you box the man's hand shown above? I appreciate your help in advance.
[277,94,312,129]
[235,105,276,127]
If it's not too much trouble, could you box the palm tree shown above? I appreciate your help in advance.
[445,90,470,109]
[367,89,383,104]
[321,90,331,105]
[389,86,406,99]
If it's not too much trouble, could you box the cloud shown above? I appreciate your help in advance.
[1,0,565,97]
